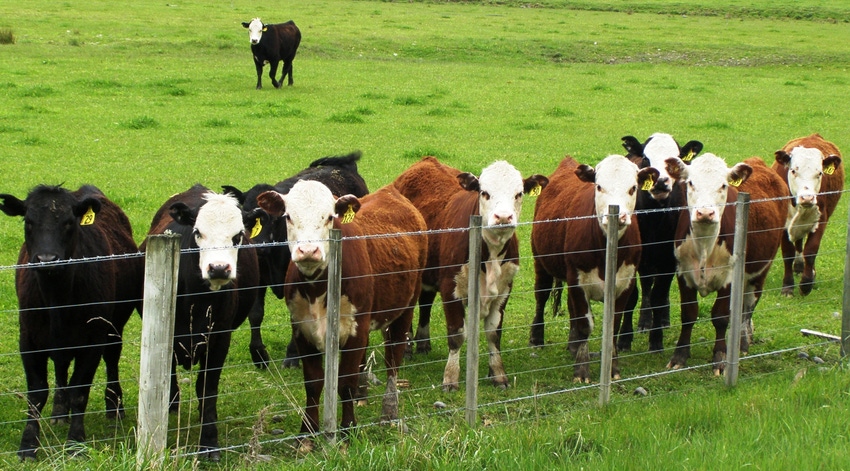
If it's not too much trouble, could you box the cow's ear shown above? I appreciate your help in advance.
[680,140,703,162]
[335,195,361,224]
[0,193,26,217]
[243,208,268,238]
[242,22,250,28]
[523,175,548,196]
[823,155,842,175]
[575,164,596,183]
[621,136,643,157]
[262,26,268,32]
[728,163,753,187]
[638,168,660,191]
[222,185,245,205]
[256,191,285,218]
[774,150,792,167]
[666,157,688,180]
[74,197,102,218]
[169,202,197,227]
[457,173,480,192]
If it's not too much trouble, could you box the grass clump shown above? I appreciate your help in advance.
[123,116,159,130]
[0,28,14,45]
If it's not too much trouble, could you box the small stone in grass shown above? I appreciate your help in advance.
[634,387,648,397]
[797,352,809,360]
[812,356,825,364]
[433,401,447,409]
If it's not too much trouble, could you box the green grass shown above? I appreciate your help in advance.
[0,0,849,468]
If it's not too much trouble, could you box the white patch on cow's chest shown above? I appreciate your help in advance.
[576,264,636,303]
[676,235,735,297]
[786,204,820,242]
[453,252,519,318]
[287,291,358,351]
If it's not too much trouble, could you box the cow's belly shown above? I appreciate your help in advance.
[287,291,358,351]
[576,263,636,302]
[676,237,735,297]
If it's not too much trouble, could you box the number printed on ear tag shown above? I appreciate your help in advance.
[341,205,356,224]
[80,207,96,226]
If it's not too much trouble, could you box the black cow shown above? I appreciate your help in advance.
[142,184,259,461]
[617,133,703,352]
[242,18,301,89]
[223,151,369,369]
[0,185,142,461]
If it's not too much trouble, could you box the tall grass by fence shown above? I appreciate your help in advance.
[0,189,846,463]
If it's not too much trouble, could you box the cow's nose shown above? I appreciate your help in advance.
[695,208,715,222]
[799,194,816,207]
[207,263,232,280]
[37,254,58,263]
[251,39,259,45]
[492,213,514,225]
[294,245,321,262]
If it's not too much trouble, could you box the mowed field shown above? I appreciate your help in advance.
[0,1,849,469]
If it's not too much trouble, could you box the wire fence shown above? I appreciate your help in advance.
[0,188,846,462]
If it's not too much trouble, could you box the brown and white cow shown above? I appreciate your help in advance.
[531,155,657,382]
[257,182,427,446]
[669,155,787,375]
[394,156,548,391]
[772,134,844,296]
[143,184,260,461]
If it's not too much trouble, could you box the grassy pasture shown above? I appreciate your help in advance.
[0,0,849,468]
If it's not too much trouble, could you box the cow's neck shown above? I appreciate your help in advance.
[689,221,721,269]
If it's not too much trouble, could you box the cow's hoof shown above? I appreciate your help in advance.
[251,347,271,369]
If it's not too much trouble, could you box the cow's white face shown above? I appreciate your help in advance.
[786,146,828,208]
[592,155,641,237]
[682,153,751,227]
[279,181,339,278]
[194,193,245,291]
[642,132,681,200]
[245,18,264,45]
[476,161,524,246]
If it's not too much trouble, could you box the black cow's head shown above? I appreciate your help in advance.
[0,185,101,267]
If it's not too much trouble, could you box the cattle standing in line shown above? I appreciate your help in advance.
[0,185,142,461]
[772,134,844,297]
[257,182,427,449]
[223,151,370,369]
[669,155,787,375]
[142,184,259,461]
[394,157,548,391]
[616,133,703,352]
[531,156,657,382]
[242,18,301,89]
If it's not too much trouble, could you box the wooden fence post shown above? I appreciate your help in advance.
[322,229,342,440]
[599,205,618,406]
[841,199,850,357]
[726,192,749,387]
[465,215,482,427]
[136,233,180,468]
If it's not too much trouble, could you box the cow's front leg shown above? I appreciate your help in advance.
[484,301,508,389]
[253,60,264,90]
[567,286,593,383]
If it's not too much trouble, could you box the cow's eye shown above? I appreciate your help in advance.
[283,213,291,223]
[232,234,242,246]
[596,185,602,192]
[327,215,334,223]
[790,169,796,175]
[515,192,522,200]
[481,191,490,200]
[629,185,637,195]
[193,228,201,239]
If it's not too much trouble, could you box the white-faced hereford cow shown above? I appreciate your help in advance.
[393,157,548,391]
[772,134,844,297]
[222,152,370,368]
[669,155,787,375]
[531,155,656,382]
[142,184,259,461]
[257,182,427,445]
[616,133,703,352]
[242,18,301,89]
[0,185,142,460]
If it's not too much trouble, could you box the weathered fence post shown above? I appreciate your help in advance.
[842,199,850,357]
[726,192,749,387]
[322,229,342,440]
[599,205,618,405]
[136,233,180,468]
[465,215,482,427]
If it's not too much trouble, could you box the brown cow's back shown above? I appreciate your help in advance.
[739,157,789,268]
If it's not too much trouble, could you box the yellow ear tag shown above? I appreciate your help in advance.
[80,206,95,226]
[250,217,262,238]
[641,178,654,191]
[682,150,695,162]
[729,177,743,188]
[529,183,542,197]
[824,163,836,175]
[341,205,355,224]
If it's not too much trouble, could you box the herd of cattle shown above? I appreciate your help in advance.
[0,133,843,460]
